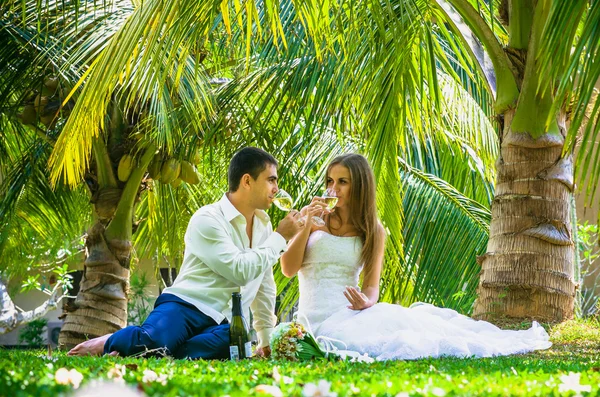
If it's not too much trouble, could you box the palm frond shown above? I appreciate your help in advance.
[536,1,600,210]
[0,132,90,280]
[399,158,490,312]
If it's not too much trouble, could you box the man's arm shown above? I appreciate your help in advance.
[186,214,287,286]
[250,265,277,352]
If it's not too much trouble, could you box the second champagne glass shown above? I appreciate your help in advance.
[272,189,294,212]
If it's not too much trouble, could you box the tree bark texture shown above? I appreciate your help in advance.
[472,110,576,321]
[58,222,131,349]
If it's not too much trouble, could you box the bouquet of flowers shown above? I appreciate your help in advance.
[269,321,335,361]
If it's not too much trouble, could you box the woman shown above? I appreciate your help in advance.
[281,153,551,361]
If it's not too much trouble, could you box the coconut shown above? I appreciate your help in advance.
[117,155,135,182]
[44,76,59,92]
[20,105,37,125]
[148,155,162,180]
[160,158,181,184]
[193,150,202,165]
[34,95,49,111]
[93,187,123,219]
[171,178,183,188]
[39,113,57,129]
[179,161,200,184]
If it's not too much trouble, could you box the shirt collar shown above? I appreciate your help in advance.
[219,194,271,224]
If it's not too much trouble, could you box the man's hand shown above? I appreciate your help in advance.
[275,210,303,240]
[255,345,271,358]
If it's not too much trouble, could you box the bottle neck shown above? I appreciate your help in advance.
[232,295,243,316]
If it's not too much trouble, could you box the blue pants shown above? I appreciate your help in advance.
[104,293,230,359]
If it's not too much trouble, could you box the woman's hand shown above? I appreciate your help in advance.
[299,199,329,230]
[344,286,374,310]
[300,197,332,217]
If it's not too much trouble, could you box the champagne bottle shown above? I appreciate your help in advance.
[229,292,252,360]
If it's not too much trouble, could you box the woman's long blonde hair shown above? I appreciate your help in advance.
[326,154,383,281]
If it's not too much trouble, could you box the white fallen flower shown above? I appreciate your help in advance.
[69,369,84,389]
[54,368,83,389]
[558,372,591,395]
[142,369,158,383]
[272,366,294,385]
[107,364,126,383]
[54,368,70,385]
[142,369,168,386]
[254,384,284,397]
[157,374,168,386]
[302,380,337,397]
[72,380,144,397]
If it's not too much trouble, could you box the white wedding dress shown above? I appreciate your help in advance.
[295,230,552,361]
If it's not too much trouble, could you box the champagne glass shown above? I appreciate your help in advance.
[272,189,294,212]
[321,188,338,212]
[301,188,338,227]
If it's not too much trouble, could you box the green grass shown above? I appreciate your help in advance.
[2,319,600,396]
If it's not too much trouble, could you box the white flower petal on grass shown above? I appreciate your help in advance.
[254,384,284,397]
[395,393,410,397]
[302,380,337,397]
[157,374,168,386]
[431,387,446,396]
[142,369,158,383]
[73,380,144,397]
[283,376,294,385]
[54,368,71,385]
[272,366,294,385]
[68,369,84,389]
[107,364,126,383]
[558,372,592,395]
[54,368,83,389]
[141,369,168,386]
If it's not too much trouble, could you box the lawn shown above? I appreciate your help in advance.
[1,319,600,396]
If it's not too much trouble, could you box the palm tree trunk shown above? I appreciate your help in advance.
[58,221,131,349]
[58,143,155,349]
[472,109,576,321]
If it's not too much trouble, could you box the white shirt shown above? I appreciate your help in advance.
[163,194,286,348]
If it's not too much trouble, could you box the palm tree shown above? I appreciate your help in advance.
[436,0,599,321]
[2,0,498,349]
[221,0,599,321]
[0,0,220,347]
[51,0,599,323]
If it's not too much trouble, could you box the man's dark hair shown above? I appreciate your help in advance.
[228,147,278,192]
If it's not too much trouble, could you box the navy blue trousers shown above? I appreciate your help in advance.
[104,293,230,359]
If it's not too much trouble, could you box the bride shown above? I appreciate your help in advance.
[280,153,551,361]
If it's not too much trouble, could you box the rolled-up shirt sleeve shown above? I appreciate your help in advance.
[251,265,277,348]
[186,214,287,286]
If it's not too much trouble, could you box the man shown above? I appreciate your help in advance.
[68,147,302,358]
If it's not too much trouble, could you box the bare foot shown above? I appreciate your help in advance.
[67,334,113,356]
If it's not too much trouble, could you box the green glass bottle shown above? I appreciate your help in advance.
[229,292,252,360]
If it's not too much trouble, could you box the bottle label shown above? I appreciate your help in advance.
[244,341,253,358]
[229,346,240,361]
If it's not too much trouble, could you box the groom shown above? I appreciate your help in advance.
[68,147,302,359]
